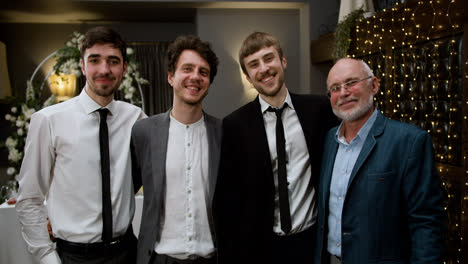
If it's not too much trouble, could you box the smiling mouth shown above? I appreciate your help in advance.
[338,99,357,107]
[186,86,201,92]
[260,74,275,84]
[95,77,114,82]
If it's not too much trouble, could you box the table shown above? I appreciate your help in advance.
[0,201,36,264]
[0,196,143,264]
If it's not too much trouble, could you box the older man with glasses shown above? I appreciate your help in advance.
[314,58,444,264]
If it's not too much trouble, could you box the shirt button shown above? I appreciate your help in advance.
[337,243,340,247]
[188,213,192,218]
[188,236,192,241]
[188,189,191,194]
[187,166,191,170]
[187,143,191,147]
[338,196,342,199]
[186,125,189,129]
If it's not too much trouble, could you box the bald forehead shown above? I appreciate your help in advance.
[329,59,365,76]
[333,58,363,71]
[327,58,366,86]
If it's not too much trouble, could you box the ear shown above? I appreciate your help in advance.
[245,73,253,84]
[80,59,85,76]
[371,77,380,95]
[167,72,174,87]
[122,61,128,76]
[281,56,287,69]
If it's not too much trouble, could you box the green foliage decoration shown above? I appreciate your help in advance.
[333,8,365,61]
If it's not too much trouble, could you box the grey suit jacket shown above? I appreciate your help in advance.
[131,110,222,264]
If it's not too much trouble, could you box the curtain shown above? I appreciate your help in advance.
[339,0,375,22]
[129,42,172,116]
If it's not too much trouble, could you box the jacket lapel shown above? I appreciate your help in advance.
[151,111,170,208]
[322,129,339,207]
[248,97,276,202]
[250,97,273,172]
[290,93,312,141]
[347,112,386,189]
[205,113,221,204]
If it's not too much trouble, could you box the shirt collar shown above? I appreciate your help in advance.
[169,112,205,128]
[79,88,116,116]
[259,89,294,113]
[335,108,378,145]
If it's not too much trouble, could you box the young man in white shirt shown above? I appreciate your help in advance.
[16,26,146,264]
[131,35,221,264]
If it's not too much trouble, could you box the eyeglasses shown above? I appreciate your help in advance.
[327,76,373,97]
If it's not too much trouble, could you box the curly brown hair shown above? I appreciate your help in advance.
[165,35,219,84]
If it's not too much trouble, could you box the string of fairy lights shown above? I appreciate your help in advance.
[347,0,465,263]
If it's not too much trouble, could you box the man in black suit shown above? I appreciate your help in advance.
[214,31,337,264]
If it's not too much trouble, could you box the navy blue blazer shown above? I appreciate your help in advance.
[314,111,444,264]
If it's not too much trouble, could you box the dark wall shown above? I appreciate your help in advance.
[309,0,340,95]
[0,22,196,99]
[0,21,196,185]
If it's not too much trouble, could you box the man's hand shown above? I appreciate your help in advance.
[7,197,16,205]
[46,218,56,242]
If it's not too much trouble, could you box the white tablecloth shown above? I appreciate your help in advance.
[0,201,36,264]
[0,195,143,264]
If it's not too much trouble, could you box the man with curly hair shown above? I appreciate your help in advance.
[131,35,221,264]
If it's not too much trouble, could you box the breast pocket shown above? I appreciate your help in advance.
[368,171,394,181]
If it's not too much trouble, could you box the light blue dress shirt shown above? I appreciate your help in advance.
[327,109,378,257]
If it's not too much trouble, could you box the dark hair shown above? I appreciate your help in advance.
[80,26,127,63]
[165,35,219,83]
[238,31,284,75]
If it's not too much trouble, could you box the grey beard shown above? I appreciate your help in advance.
[333,95,374,121]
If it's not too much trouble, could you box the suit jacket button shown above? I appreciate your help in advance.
[148,249,152,256]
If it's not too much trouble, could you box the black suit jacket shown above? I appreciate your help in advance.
[214,93,337,264]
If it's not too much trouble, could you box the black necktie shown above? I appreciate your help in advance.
[98,108,112,243]
[267,105,292,234]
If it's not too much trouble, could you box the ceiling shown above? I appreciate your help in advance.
[0,0,305,24]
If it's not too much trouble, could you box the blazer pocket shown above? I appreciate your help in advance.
[375,259,406,264]
[368,171,395,181]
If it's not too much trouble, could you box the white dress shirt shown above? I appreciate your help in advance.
[155,114,215,259]
[259,90,316,235]
[16,89,146,264]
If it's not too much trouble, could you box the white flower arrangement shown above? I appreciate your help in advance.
[1,31,147,202]
[1,81,54,202]
[119,47,149,105]
[58,59,81,77]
